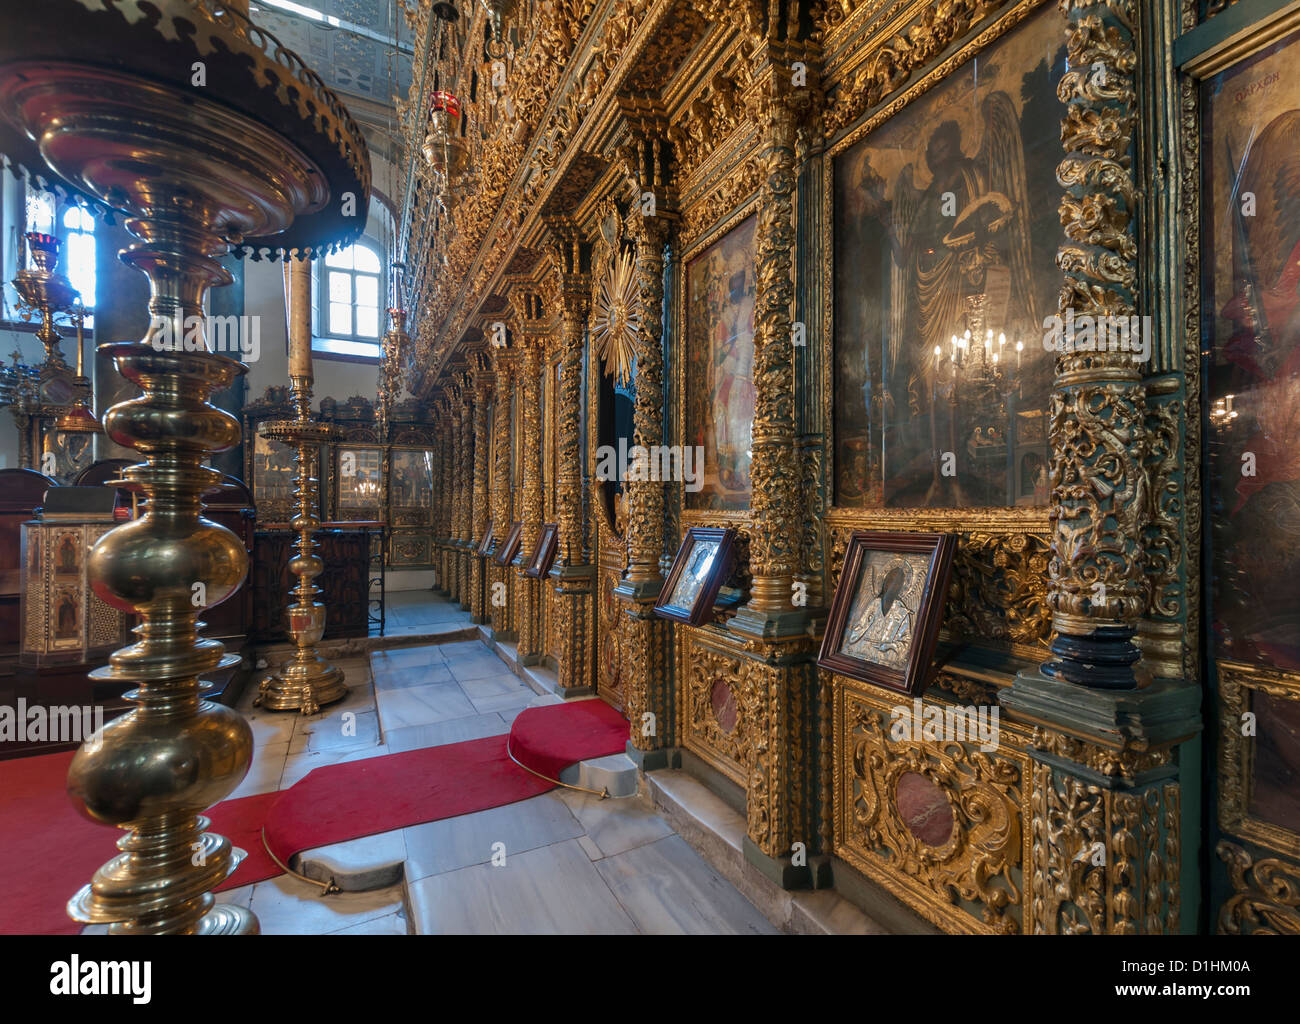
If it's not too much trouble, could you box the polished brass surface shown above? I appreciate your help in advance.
[255,255,347,715]
[255,396,348,715]
[0,49,353,933]
[13,233,79,369]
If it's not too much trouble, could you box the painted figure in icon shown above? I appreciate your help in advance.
[842,556,918,670]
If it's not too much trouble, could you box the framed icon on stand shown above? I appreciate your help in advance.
[817,530,956,696]
[525,523,559,578]
[494,520,523,566]
[654,527,736,626]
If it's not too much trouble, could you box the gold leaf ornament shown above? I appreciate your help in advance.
[591,248,640,385]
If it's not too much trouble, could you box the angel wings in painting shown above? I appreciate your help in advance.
[886,92,1037,378]
[842,90,1037,506]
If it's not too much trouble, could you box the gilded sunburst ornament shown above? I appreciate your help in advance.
[590,248,640,386]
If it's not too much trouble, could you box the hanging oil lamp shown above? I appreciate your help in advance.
[480,0,516,59]
[422,91,471,212]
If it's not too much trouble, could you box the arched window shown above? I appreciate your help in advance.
[62,205,96,314]
[315,239,383,361]
[14,186,95,326]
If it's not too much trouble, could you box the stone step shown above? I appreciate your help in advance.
[560,752,639,798]
[645,768,891,935]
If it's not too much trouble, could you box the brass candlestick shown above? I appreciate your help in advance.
[0,0,370,935]
[13,232,77,368]
[255,377,346,715]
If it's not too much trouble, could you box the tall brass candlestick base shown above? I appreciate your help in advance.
[0,0,371,934]
[256,381,347,715]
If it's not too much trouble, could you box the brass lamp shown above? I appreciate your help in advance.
[0,0,370,935]
[13,232,78,368]
[55,299,101,435]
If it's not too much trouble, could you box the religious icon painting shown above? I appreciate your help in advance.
[685,215,757,511]
[818,531,957,696]
[525,523,559,579]
[476,523,495,557]
[493,520,523,566]
[832,2,1066,510]
[654,527,736,626]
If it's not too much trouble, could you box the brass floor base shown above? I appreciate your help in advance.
[255,661,348,716]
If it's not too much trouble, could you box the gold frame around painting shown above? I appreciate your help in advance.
[675,197,760,533]
[819,0,1061,663]
[1182,9,1300,874]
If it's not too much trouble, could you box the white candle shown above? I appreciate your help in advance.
[285,257,313,380]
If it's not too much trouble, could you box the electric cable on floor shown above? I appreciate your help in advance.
[505,734,609,799]
[261,827,342,896]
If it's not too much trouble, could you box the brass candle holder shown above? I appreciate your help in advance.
[13,232,78,368]
[255,378,347,715]
[0,0,370,934]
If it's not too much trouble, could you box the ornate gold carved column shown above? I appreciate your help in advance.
[1001,0,1200,933]
[1042,2,1147,691]
[436,395,454,595]
[731,68,809,639]
[469,355,493,623]
[513,289,546,664]
[548,225,595,696]
[490,348,517,638]
[456,371,475,609]
[446,383,466,604]
[718,33,822,881]
[613,120,675,766]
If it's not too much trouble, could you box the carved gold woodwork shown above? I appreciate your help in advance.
[1217,842,1300,935]
[1030,763,1181,934]
[490,349,518,636]
[735,62,811,623]
[1217,661,1300,861]
[679,633,753,787]
[834,677,1031,934]
[1042,0,1148,687]
[470,355,494,623]
[511,289,549,661]
[391,0,1210,936]
[821,1,1025,140]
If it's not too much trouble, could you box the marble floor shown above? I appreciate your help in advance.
[185,589,779,935]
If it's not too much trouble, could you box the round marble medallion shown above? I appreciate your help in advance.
[895,771,954,847]
[710,677,738,733]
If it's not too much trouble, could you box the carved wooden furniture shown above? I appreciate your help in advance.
[0,468,55,659]
[251,524,376,643]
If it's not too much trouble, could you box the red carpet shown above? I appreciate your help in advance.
[0,698,628,935]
